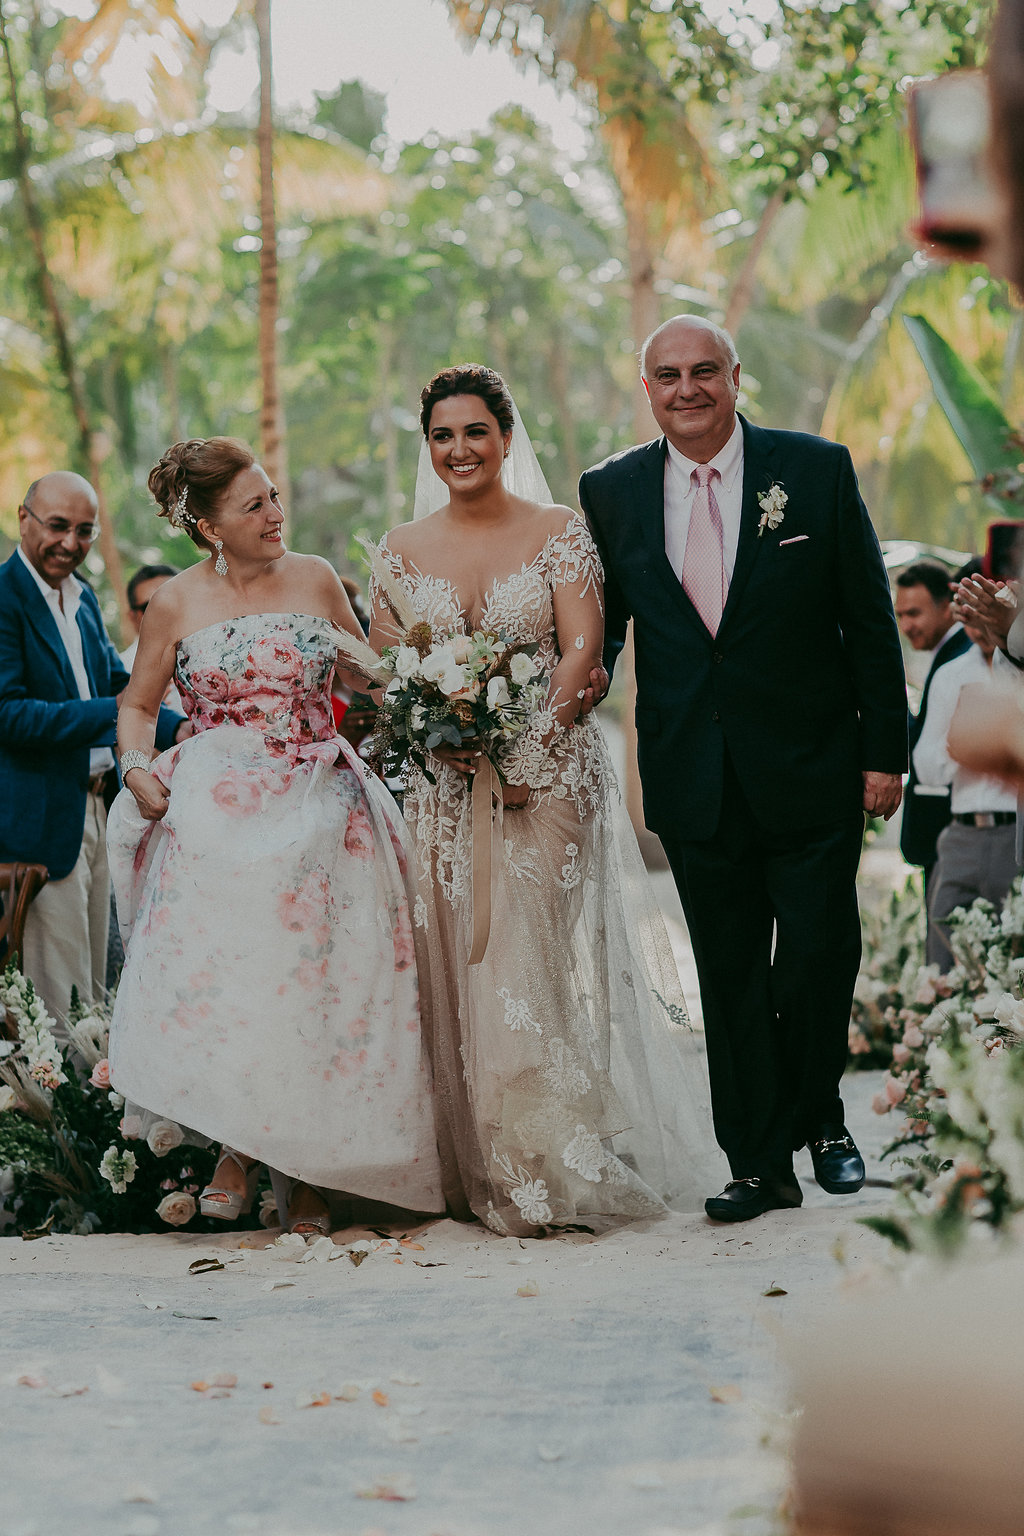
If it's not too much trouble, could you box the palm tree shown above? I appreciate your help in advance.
[255,0,285,496]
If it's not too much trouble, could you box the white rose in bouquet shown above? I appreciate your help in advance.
[393,645,422,682]
[155,1191,196,1227]
[486,675,511,711]
[0,1085,17,1113]
[509,651,538,686]
[146,1119,185,1157]
[420,648,470,697]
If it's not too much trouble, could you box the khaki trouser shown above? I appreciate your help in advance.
[21,789,110,1025]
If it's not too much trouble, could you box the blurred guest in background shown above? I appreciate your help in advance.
[896,561,971,928]
[121,563,183,713]
[0,473,184,1019]
[913,560,1020,967]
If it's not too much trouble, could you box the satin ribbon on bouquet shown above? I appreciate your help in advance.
[468,756,504,966]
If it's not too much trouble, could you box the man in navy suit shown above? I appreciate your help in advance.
[0,472,184,1018]
[580,316,907,1221]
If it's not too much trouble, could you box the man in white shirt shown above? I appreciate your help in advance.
[120,563,183,713]
[914,604,1021,969]
[0,473,184,1019]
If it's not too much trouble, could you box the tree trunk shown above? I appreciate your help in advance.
[0,0,129,635]
[723,185,786,337]
[256,0,287,497]
[619,185,665,863]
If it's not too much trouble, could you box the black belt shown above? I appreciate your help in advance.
[952,811,1016,827]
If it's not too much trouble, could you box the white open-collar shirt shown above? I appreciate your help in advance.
[663,416,745,584]
[17,544,115,777]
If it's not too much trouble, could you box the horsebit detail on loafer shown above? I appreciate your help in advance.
[813,1136,855,1153]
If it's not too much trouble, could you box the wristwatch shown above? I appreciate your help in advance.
[119,749,152,779]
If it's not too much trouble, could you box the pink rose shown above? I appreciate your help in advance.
[89,1059,111,1090]
[871,1092,891,1116]
[156,1191,196,1227]
[903,1024,925,1049]
[249,638,304,683]
[190,666,231,701]
[891,1043,912,1066]
[344,802,374,860]
[884,1074,907,1106]
[120,1114,143,1139]
[212,776,263,816]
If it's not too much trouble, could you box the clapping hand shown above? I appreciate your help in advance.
[954,575,1019,644]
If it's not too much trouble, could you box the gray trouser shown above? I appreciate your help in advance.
[928,820,1019,970]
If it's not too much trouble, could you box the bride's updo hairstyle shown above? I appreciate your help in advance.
[148,437,255,550]
[419,364,515,437]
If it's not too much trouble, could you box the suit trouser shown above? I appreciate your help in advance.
[659,758,863,1181]
[928,820,1019,971]
[21,789,110,1026]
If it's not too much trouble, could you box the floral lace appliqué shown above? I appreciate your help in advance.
[497,986,542,1035]
[492,1145,553,1225]
[561,1123,607,1183]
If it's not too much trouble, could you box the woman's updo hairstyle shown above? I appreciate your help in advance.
[419,364,515,437]
[148,437,255,549]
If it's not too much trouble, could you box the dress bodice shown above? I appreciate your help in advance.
[378,521,604,674]
[175,613,337,762]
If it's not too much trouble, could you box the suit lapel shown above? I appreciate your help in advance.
[629,437,710,640]
[8,553,79,696]
[719,416,773,633]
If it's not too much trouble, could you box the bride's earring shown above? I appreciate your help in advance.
[214,540,228,577]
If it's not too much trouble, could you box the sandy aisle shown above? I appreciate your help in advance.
[1,1070,894,1536]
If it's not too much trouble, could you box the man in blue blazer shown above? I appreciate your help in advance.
[580,316,907,1221]
[0,472,184,1018]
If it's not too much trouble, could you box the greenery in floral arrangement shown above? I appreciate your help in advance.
[0,964,270,1236]
[864,880,1024,1254]
[848,876,927,1068]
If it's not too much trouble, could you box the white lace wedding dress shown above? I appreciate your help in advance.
[375,516,724,1236]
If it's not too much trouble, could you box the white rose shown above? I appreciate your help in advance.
[393,645,421,682]
[486,675,511,711]
[410,703,427,732]
[508,652,537,686]
[119,1114,143,1140]
[155,1191,196,1227]
[450,635,472,664]
[0,1086,17,1113]
[146,1120,185,1157]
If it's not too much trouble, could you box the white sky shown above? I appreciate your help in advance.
[85,0,592,158]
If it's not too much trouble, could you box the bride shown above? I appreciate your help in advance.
[369,365,724,1235]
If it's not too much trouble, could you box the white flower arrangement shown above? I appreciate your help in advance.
[756,481,788,537]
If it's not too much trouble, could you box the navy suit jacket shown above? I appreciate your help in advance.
[579,416,908,839]
[0,551,182,880]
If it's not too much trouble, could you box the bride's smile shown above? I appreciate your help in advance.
[427,395,511,498]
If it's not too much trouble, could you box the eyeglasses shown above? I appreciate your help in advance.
[22,505,100,542]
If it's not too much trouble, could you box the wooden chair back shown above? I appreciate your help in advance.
[0,862,49,1039]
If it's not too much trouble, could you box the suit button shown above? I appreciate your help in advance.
[712,651,723,664]
[712,711,720,723]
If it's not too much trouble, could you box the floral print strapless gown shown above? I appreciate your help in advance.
[107,614,442,1212]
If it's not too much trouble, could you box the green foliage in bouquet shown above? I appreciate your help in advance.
[0,964,233,1236]
[848,875,927,1068]
[864,881,1024,1254]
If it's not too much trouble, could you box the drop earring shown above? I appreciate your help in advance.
[214,540,228,577]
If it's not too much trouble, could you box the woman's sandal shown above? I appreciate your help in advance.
[199,1149,260,1220]
[287,1182,331,1240]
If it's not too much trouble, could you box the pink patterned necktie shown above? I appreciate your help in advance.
[680,463,726,635]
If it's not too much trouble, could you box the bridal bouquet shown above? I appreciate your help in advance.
[330,544,547,782]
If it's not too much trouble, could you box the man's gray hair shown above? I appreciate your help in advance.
[639,316,739,379]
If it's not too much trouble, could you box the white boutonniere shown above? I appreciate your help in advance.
[757,481,788,537]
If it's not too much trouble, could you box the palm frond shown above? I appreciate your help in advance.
[326,624,392,687]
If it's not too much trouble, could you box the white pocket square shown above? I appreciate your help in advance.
[779,534,809,546]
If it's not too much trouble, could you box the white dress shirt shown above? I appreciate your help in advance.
[912,643,1017,814]
[18,545,115,778]
[663,417,745,583]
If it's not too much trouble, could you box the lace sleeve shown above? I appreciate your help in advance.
[367,536,406,651]
[547,517,604,612]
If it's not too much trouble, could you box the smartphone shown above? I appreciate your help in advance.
[908,71,1001,260]
[984,520,1024,580]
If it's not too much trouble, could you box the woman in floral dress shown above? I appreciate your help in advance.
[107,436,442,1234]
[369,366,723,1236]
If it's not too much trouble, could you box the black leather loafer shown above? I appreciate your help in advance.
[807,1124,865,1194]
[704,1175,803,1223]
